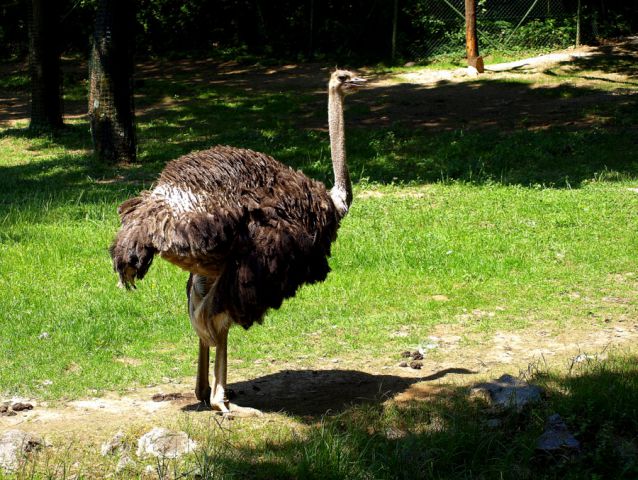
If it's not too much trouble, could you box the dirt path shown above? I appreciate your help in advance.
[2,317,637,443]
[1,38,636,131]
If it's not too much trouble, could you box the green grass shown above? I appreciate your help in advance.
[1,49,638,478]
[5,354,637,479]
[1,53,638,399]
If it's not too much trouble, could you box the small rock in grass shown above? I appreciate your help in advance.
[485,418,501,428]
[409,361,423,370]
[115,454,135,473]
[384,427,407,440]
[38,332,50,340]
[470,374,542,411]
[536,414,580,452]
[11,403,33,412]
[398,362,408,368]
[401,351,412,358]
[0,407,16,417]
[137,428,196,459]
[101,431,126,456]
[411,352,424,361]
[151,392,183,402]
[0,430,43,472]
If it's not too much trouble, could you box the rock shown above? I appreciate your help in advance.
[136,428,197,459]
[115,454,136,473]
[398,362,408,368]
[100,431,126,456]
[0,405,16,417]
[0,430,43,472]
[486,418,501,428]
[470,374,542,411]
[384,427,407,440]
[411,352,424,361]
[409,361,423,370]
[144,464,156,475]
[151,392,183,402]
[403,61,416,67]
[536,414,580,452]
[38,332,50,340]
[11,402,33,412]
[401,351,412,358]
[467,65,480,77]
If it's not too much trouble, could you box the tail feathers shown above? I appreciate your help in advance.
[109,225,156,289]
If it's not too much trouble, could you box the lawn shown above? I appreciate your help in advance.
[1,41,638,478]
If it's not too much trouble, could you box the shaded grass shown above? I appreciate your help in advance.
[6,354,637,479]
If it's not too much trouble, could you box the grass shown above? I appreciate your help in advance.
[1,44,638,478]
[5,354,637,479]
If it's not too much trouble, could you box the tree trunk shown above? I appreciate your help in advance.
[88,0,136,164]
[391,0,398,63]
[465,0,484,73]
[27,0,62,131]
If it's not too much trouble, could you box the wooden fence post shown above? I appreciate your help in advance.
[465,0,484,73]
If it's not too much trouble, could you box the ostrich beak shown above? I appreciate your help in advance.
[347,77,367,87]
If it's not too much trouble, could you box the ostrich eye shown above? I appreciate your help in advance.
[338,75,348,82]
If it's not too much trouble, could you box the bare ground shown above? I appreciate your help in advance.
[2,39,638,451]
[2,318,637,443]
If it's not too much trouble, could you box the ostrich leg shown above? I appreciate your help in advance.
[211,326,230,413]
[195,339,212,405]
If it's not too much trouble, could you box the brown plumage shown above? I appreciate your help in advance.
[111,145,339,327]
[110,70,365,413]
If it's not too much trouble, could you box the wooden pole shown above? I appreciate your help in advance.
[465,0,484,73]
[308,0,315,59]
[576,0,581,46]
[391,0,398,63]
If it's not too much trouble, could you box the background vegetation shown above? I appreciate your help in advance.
[1,0,636,63]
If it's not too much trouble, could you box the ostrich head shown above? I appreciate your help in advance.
[327,69,365,218]
[328,69,367,94]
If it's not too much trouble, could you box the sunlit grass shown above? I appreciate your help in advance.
[1,50,638,479]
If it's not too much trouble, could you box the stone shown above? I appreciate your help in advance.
[384,427,407,440]
[136,428,197,459]
[11,402,33,412]
[0,430,43,472]
[470,374,542,411]
[100,431,126,456]
[536,414,580,452]
[151,392,183,402]
[409,361,423,370]
[0,405,16,417]
[115,454,136,473]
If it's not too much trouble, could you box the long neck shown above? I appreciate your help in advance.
[328,87,351,217]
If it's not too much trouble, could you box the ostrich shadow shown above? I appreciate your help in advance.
[181,367,475,417]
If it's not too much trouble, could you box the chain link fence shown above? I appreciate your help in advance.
[402,0,576,61]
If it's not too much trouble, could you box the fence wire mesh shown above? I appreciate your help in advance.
[403,0,575,61]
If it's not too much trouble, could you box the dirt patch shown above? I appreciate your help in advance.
[1,38,636,133]
[2,318,637,444]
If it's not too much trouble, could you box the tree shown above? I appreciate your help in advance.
[27,0,63,131]
[465,0,483,73]
[88,0,136,164]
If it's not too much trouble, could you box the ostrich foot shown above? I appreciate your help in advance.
[208,400,262,417]
[227,403,263,417]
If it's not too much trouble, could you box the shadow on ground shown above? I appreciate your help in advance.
[181,367,475,417]
[181,356,638,480]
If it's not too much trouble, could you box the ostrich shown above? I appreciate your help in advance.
[110,70,365,413]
